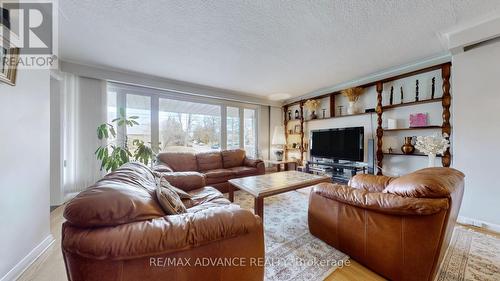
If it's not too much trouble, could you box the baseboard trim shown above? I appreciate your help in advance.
[0,234,55,281]
[457,216,500,234]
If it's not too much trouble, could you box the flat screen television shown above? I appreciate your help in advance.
[310,127,364,162]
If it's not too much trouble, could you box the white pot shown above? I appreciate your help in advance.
[347,101,357,115]
[427,153,436,167]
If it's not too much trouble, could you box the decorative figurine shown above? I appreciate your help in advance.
[431,77,435,99]
[337,105,344,116]
[400,86,404,104]
[322,108,326,118]
[294,109,299,120]
[388,147,393,153]
[287,110,292,121]
[389,86,394,105]
[415,79,419,102]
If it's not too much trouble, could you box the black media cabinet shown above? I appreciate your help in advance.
[305,160,367,184]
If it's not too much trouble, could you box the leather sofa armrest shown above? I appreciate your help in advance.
[348,174,394,192]
[153,163,174,173]
[312,182,449,216]
[244,158,265,174]
[62,205,262,260]
[160,172,206,191]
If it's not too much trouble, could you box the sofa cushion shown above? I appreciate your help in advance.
[384,167,465,198]
[204,168,235,178]
[183,186,231,210]
[229,166,259,177]
[222,149,246,168]
[196,151,223,171]
[157,152,198,172]
[155,178,187,215]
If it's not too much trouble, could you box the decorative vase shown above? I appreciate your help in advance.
[401,137,415,154]
[310,110,317,120]
[274,150,283,161]
[347,101,357,114]
[427,153,436,167]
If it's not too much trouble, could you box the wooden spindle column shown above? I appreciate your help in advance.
[376,82,384,175]
[441,63,452,167]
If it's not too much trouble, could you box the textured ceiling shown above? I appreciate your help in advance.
[59,0,500,100]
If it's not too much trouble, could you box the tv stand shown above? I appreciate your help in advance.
[305,159,367,184]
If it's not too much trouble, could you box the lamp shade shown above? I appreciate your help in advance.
[272,125,286,145]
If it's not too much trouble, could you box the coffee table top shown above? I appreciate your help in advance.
[229,171,330,198]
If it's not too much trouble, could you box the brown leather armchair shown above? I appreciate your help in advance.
[62,162,265,281]
[308,167,464,281]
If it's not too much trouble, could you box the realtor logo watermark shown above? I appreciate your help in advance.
[1,0,58,69]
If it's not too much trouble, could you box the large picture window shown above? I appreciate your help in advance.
[107,83,258,157]
[159,98,221,153]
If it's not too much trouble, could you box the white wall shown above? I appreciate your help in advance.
[453,40,500,227]
[0,69,53,280]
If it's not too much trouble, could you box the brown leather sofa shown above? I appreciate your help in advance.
[308,167,464,281]
[62,162,265,281]
[154,149,265,194]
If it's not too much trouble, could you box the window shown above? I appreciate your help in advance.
[106,91,117,144]
[227,107,240,149]
[126,94,151,150]
[159,98,221,153]
[107,83,258,157]
[244,108,257,157]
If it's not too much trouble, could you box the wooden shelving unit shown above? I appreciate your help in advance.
[382,98,443,110]
[384,152,443,157]
[283,102,305,163]
[383,125,442,132]
[305,112,373,122]
[375,62,452,174]
[282,62,453,175]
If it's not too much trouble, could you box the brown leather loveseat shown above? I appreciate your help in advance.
[308,167,464,281]
[62,162,265,281]
[154,149,265,195]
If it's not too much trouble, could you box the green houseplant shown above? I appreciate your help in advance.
[95,108,156,172]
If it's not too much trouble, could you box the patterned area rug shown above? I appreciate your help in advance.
[234,188,349,281]
[437,226,500,281]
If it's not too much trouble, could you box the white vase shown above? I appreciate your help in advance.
[347,101,357,114]
[427,153,436,167]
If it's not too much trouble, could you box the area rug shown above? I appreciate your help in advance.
[234,188,349,281]
[437,226,500,281]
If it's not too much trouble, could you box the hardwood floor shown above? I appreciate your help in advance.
[17,205,385,281]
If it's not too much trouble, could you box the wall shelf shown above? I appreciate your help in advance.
[384,152,442,157]
[282,62,452,175]
[382,98,443,110]
[384,126,442,132]
[305,112,373,122]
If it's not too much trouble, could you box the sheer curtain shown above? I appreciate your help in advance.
[62,73,107,200]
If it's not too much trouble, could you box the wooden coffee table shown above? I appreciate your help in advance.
[228,171,331,219]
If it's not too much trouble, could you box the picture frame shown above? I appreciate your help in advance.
[409,113,428,127]
[294,124,301,134]
[0,34,20,86]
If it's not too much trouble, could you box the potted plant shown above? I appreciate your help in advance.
[341,87,363,114]
[414,133,450,167]
[95,108,156,172]
[304,99,320,120]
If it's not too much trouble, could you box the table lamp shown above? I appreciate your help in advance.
[272,125,286,161]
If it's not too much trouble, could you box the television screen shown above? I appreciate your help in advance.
[310,127,364,161]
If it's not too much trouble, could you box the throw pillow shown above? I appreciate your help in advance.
[155,177,187,215]
[153,172,192,199]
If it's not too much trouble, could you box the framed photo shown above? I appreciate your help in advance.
[0,35,19,86]
[294,124,301,133]
[409,113,428,127]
